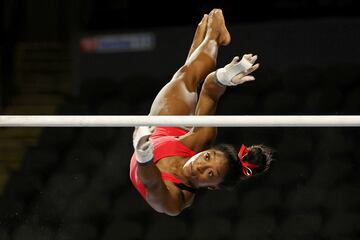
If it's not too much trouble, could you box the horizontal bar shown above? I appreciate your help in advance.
[0,115,359,127]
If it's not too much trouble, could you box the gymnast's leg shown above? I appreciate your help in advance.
[149,9,231,116]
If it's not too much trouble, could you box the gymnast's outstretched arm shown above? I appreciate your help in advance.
[180,54,259,152]
[179,72,226,152]
[137,162,189,216]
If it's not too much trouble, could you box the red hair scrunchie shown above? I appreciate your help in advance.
[238,144,260,176]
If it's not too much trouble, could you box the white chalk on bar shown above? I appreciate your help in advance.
[0,115,360,127]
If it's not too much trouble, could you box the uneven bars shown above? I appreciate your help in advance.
[0,115,359,127]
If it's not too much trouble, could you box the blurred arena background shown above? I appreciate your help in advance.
[1,0,360,239]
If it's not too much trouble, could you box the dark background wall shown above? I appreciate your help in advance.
[78,18,360,89]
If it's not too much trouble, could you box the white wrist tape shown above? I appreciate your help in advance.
[135,141,154,164]
[133,126,154,164]
[216,57,253,86]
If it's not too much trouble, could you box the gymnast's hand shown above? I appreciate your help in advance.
[133,126,154,164]
[215,54,260,86]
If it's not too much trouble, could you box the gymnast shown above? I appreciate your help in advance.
[130,9,274,216]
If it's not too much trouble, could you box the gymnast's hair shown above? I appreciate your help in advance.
[213,143,275,190]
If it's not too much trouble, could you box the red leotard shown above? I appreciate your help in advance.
[129,127,196,199]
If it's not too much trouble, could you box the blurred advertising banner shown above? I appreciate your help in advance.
[80,33,155,53]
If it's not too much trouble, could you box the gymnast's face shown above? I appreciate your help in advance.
[183,149,228,189]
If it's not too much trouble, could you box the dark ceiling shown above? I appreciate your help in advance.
[87,0,360,30]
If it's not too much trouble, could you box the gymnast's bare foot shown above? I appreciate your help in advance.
[195,14,208,45]
[207,9,231,46]
[187,14,208,58]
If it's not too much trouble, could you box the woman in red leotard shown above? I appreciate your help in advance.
[130,9,274,216]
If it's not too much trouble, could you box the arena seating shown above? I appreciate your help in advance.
[1,64,359,240]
